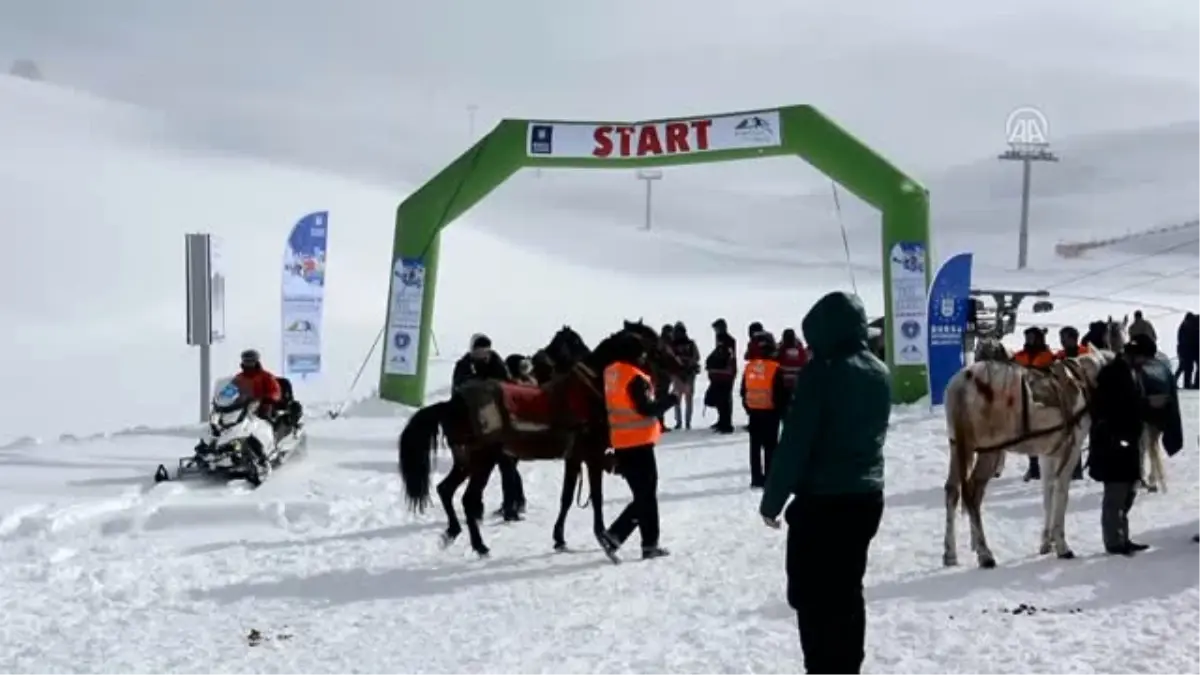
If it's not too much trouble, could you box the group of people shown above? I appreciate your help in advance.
[1006,312,1185,556]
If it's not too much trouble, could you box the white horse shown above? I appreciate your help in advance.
[943,342,1111,568]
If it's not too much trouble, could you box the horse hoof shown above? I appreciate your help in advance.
[553,542,569,553]
[475,548,491,559]
[440,531,459,549]
[1147,486,1159,494]
[1039,543,1052,555]
[979,557,997,569]
[942,555,958,567]
[1056,550,1076,560]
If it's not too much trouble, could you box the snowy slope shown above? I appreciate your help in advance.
[0,76,872,441]
[4,1,1197,278]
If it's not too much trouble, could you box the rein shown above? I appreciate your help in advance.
[975,362,1091,454]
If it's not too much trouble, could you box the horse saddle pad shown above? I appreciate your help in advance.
[1023,367,1073,410]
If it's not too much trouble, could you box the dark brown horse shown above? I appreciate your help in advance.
[398,320,684,560]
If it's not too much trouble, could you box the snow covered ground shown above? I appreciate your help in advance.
[0,399,1196,673]
[0,18,1197,671]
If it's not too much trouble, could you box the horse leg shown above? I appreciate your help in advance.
[552,456,581,552]
[943,442,962,567]
[1145,427,1165,493]
[1044,451,1077,559]
[436,462,468,548]
[966,457,998,568]
[587,454,620,564]
[1039,455,1055,554]
[462,450,500,558]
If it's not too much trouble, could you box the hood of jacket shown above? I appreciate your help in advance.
[801,291,870,359]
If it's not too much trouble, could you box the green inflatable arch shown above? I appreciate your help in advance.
[379,105,932,406]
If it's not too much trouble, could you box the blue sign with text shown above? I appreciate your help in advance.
[927,252,974,406]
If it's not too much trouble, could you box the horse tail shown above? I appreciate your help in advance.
[952,370,978,515]
[398,401,446,513]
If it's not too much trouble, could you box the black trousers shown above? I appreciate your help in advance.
[1176,358,1198,389]
[709,381,734,431]
[748,410,780,485]
[786,491,884,674]
[498,454,525,515]
[607,445,660,549]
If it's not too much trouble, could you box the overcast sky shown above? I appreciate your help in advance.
[1,0,1196,180]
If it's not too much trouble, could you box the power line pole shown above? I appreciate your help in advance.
[999,106,1059,270]
[636,169,663,231]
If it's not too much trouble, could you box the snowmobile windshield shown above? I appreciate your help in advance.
[211,380,251,426]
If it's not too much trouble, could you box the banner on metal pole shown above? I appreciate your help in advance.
[208,235,226,344]
[185,234,212,346]
[281,211,329,378]
[926,252,974,407]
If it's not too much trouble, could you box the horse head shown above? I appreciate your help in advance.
[545,325,590,370]
[973,337,1011,363]
[620,320,685,377]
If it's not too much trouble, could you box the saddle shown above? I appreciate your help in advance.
[455,375,595,461]
[1019,363,1082,435]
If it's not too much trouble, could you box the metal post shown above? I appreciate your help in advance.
[186,232,215,423]
[199,342,211,422]
[999,144,1058,270]
[1017,157,1032,270]
[643,178,653,231]
[635,169,663,232]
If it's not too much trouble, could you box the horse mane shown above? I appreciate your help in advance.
[584,330,631,373]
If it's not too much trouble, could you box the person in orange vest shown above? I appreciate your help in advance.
[1012,326,1055,369]
[776,328,809,401]
[599,334,678,561]
[1053,325,1092,360]
[1013,326,1057,482]
[741,334,789,488]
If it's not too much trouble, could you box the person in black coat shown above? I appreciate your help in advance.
[1175,313,1199,390]
[704,328,737,434]
[453,333,526,521]
[1088,335,1156,555]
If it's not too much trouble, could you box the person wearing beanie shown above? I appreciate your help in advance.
[705,319,737,433]
[452,333,525,521]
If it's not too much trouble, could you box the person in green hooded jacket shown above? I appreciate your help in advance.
[759,291,890,675]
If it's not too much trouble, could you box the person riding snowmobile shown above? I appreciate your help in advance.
[233,349,282,418]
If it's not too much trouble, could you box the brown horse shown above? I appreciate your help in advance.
[398,320,683,560]
[943,338,1110,568]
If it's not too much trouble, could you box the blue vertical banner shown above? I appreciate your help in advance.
[926,252,974,406]
[281,211,329,378]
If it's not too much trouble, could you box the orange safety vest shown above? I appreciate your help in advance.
[1014,349,1054,368]
[603,362,662,450]
[1053,344,1092,360]
[743,358,780,410]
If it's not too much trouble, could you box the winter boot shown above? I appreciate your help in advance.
[642,545,670,560]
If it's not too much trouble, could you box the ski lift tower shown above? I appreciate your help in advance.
[999,106,1059,270]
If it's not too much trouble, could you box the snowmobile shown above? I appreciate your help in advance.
[154,377,306,487]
